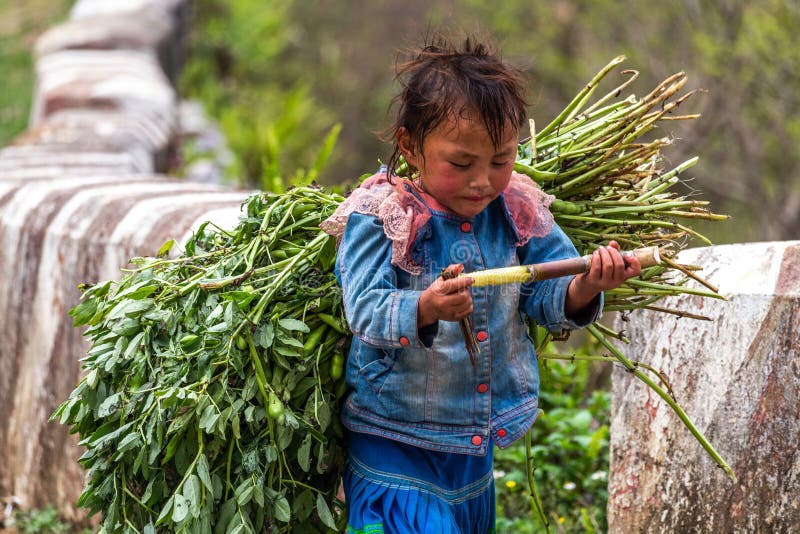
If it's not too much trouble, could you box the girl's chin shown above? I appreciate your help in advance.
[452,197,492,218]
[451,205,487,219]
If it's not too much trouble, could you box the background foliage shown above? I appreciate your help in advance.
[180,0,799,245]
[0,0,72,146]
[4,0,797,240]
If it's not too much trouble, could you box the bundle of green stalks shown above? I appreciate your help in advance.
[55,56,730,533]
[55,187,351,533]
[511,56,734,531]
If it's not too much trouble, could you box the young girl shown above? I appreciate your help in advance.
[321,36,641,533]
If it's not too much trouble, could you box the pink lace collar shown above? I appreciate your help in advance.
[320,171,554,275]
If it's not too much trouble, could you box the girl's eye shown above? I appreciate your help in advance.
[450,161,470,169]
[492,160,510,167]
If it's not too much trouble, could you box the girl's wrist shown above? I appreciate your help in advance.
[566,276,599,315]
[417,290,437,328]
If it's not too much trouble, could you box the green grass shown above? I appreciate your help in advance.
[0,0,73,146]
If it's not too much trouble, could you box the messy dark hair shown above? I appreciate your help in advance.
[384,34,528,179]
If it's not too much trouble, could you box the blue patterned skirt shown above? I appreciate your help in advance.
[343,432,496,533]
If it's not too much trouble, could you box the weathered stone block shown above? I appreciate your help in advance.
[31,50,175,130]
[0,170,247,518]
[35,10,171,57]
[16,109,174,172]
[608,241,800,533]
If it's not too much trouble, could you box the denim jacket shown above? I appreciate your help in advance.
[333,181,602,456]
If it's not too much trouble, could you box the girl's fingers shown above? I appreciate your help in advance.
[437,276,474,294]
[453,302,473,320]
[623,254,642,277]
[608,247,626,279]
[596,246,614,279]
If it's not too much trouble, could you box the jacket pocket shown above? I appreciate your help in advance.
[356,347,397,396]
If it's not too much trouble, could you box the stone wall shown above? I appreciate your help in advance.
[0,0,248,520]
[608,241,800,532]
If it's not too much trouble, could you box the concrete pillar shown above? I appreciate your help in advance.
[608,241,800,532]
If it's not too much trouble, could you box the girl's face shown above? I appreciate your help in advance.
[398,114,519,219]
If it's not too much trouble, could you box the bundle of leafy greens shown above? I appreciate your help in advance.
[55,57,729,533]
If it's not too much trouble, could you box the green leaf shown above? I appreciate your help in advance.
[197,453,213,493]
[199,405,220,433]
[81,279,113,299]
[316,397,331,432]
[273,345,301,358]
[316,442,328,475]
[315,492,336,529]
[273,496,291,523]
[123,331,144,360]
[207,321,230,333]
[252,484,264,508]
[88,421,133,449]
[277,424,294,451]
[235,480,255,506]
[69,298,98,326]
[115,280,159,300]
[263,445,278,464]
[116,431,141,454]
[277,333,304,349]
[317,235,337,271]
[104,496,119,532]
[158,239,175,257]
[173,493,190,523]
[297,434,312,472]
[96,393,122,418]
[86,369,99,388]
[107,298,154,320]
[141,478,156,505]
[155,496,174,526]
[206,303,224,323]
[292,489,314,521]
[214,498,236,534]
[278,318,309,333]
[184,474,203,517]
[254,323,274,349]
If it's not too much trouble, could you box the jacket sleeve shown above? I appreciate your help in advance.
[517,223,603,332]
[334,212,430,348]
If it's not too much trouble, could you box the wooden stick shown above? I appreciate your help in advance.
[462,246,661,287]
[440,267,480,365]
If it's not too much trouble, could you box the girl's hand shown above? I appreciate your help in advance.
[565,241,641,315]
[418,264,474,326]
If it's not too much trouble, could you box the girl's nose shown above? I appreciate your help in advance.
[469,167,491,189]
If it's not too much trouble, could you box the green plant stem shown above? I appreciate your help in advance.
[623,278,724,299]
[524,430,551,534]
[537,55,626,139]
[587,324,737,482]
[539,352,675,398]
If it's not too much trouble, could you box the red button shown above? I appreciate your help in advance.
[471,435,483,446]
[399,336,410,347]
[497,428,507,438]
[476,331,488,342]
[460,222,472,233]
[477,383,488,393]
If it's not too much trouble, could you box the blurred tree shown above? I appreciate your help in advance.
[283,0,455,183]
[0,0,72,146]
[275,0,799,242]
[180,0,799,239]
[180,0,336,190]
[448,0,800,242]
